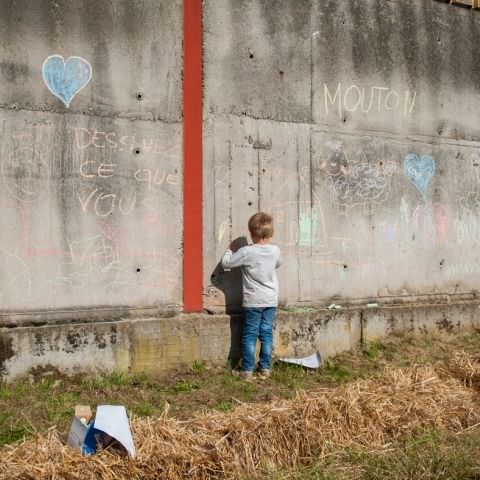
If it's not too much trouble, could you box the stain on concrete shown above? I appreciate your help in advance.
[28,364,63,381]
[0,335,14,376]
[34,333,46,356]
[65,332,83,351]
[94,332,107,349]
[110,326,118,345]
[252,139,272,150]
[436,316,455,333]
[0,61,29,83]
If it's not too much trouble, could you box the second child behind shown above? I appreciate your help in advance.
[221,212,283,381]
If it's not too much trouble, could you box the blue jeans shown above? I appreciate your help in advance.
[242,307,276,372]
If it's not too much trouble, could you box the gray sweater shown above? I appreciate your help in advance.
[221,244,282,307]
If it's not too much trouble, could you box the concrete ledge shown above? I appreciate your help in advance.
[1,300,479,381]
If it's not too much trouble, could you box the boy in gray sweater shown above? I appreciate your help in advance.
[221,212,282,380]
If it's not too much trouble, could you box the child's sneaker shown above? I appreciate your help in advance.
[258,369,271,379]
[232,370,254,381]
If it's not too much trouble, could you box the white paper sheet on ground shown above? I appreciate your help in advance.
[94,405,136,458]
[279,352,323,369]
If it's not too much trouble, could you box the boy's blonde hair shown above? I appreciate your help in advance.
[248,212,274,241]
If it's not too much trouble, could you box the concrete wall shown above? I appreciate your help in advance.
[2,299,479,381]
[203,0,480,310]
[0,0,183,318]
[1,0,480,379]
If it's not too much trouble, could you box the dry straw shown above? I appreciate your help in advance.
[1,352,479,480]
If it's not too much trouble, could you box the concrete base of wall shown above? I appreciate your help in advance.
[1,300,479,381]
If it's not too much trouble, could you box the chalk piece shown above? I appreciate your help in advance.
[367,303,378,308]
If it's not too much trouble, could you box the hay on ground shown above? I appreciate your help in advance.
[1,353,479,480]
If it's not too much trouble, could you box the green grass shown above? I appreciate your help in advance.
[130,402,153,417]
[170,379,199,393]
[216,400,235,412]
[190,360,207,374]
[0,425,31,447]
[264,430,480,480]
[1,331,480,452]
[362,340,387,360]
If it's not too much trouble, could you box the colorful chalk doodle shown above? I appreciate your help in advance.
[42,55,92,107]
[299,208,318,246]
[403,154,435,197]
[322,140,396,208]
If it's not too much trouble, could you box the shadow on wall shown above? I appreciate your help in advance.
[210,236,248,368]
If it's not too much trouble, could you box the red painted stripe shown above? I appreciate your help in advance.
[183,0,203,312]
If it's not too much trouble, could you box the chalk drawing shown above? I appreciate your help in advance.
[80,161,117,178]
[0,246,32,293]
[445,264,480,276]
[69,235,116,271]
[410,202,450,245]
[134,169,180,189]
[76,188,137,217]
[323,83,417,117]
[454,213,480,247]
[269,165,329,252]
[73,128,181,160]
[2,147,50,202]
[378,222,398,243]
[42,55,92,107]
[403,154,435,197]
[218,221,229,243]
[455,192,480,246]
[47,234,119,290]
[299,208,318,246]
[321,141,396,209]
[327,162,392,206]
[400,197,410,226]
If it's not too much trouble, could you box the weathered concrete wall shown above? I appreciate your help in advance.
[203,0,480,310]
[0,0,183,317]
[2,301,479,381]
[1,0,480,379]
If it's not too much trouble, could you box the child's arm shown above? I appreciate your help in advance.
[221,247,248,269]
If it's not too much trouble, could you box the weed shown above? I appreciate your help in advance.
[171,379,198,393]
[130,403,152,417]
[219,373,238,387]
[362,340,386,360]
[0,425,31,447]
[191,361,206,374]
[271,362,309,391]
[216,400,234,412]
[323,360,353,380]
[0,385,9,401]
[38,377,55,392]
[129,372,150,387]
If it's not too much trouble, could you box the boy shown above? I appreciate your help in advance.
[221,212,282,380]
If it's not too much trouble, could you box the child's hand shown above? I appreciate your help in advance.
[229,236,248,252]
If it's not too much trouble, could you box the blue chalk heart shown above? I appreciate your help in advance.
[403,154,435,196]
[42,55,92,107]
